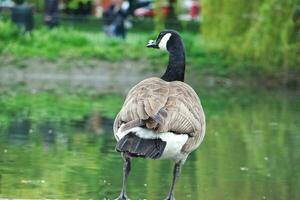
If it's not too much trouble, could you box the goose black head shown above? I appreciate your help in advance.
[147,30,185,82]
[146,30,183,52]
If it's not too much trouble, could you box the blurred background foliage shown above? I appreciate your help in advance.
[67,0,92,10]
[202,0,299,73]
[0,0,298,81]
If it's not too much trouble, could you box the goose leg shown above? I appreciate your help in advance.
[116,153,131,200]
[165,161,182,200]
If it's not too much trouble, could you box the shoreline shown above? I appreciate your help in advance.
[0,57,299,91]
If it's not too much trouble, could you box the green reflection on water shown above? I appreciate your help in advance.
[0,88,299,200]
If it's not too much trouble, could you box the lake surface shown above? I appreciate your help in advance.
[0,87,299,200]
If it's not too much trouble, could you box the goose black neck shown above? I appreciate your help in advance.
[161,41,185,82]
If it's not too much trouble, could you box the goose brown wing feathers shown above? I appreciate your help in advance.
[118,77,170,129]
[114,77,205,153]
[163,81,206,152]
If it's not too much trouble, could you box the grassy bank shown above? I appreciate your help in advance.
[0,20,207,64]
[0,20,299,82]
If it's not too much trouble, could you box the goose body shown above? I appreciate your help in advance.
[114,77,205,161]
[114,30,206,200]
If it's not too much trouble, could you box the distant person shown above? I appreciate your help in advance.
[44,0,59,28]
[103,0,129,39]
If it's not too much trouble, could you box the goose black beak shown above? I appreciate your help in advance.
[146,40,158,48]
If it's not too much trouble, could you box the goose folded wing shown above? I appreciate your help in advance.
[161,94,205,153]
[157,95,202,136]
[114,78,170,131]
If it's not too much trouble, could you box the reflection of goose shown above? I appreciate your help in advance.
[113,30,206,200]
[8,119,31,144]
[39,122,56,145]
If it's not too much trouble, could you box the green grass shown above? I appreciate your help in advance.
[0,20,162,60]
[0,20,230,75]
[0,19,298,79]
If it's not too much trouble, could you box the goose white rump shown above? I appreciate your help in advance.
[116,124,188,161]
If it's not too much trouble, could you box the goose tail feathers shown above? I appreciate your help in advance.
[116,132,166,159]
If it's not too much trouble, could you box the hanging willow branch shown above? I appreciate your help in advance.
[202,0,299,72]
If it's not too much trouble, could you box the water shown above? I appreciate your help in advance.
[0,87,299,200]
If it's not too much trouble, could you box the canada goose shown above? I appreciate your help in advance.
[113,30,206,200]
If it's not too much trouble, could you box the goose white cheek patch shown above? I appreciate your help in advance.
[159,33,172,51]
